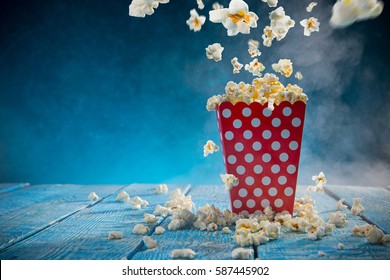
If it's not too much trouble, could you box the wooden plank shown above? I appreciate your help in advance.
[0,184,125,249]
[0,184,190,260]
[256,185,390,260]
[130,184,248,260]
[0,183,30,195]
[325,185,390,233]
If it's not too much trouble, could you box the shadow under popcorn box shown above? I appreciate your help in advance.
[216,101,307,215]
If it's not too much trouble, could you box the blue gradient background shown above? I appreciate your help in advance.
[0,0,389,186]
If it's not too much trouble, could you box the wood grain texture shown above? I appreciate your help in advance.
[0,184,190,260]
[256,186,390,260]
[0,183,30,195]
[0,184,125,248]
[130,184,247,260]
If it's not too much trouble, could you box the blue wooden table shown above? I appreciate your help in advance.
[0,183,389,260]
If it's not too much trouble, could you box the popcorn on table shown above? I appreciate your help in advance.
[154,226,166,235]
[318,250,326,257]
[351,198,365,216]
[231,248,254,260]
[338,242,345,250]
[231,57,244,74]
[248,39,261,58]
[269,7,295,41]
[155,183,168,194]
[262,26,275,47]
[220,173,239,191]
[168,209,195,230]
[295,71,303,80]
[352,224,370,237]
[209,0,259,36]
[222,227,232,234]
[328,211,348,227]
[129,0,170,18]
[300,17,320,36]
[116,191,130,202]
[306,2,317,13]
[336,198,348,211]
[108,231,123,240]
[133,224,150,235]
[143,236,158,249]
[164,188,195,212]
[88,192,99,201]
[186,9,206,32]
[245,59,265,77]
[144,213,159,224]
[205,43,224,62]
[272,59,293,78]
[171,249,196,259]
[154,204,172,217]
[130,196,149,209]
[330,0,384,28]
[262,0,278,8]
[197,0,205,10]
[203,140,220,157]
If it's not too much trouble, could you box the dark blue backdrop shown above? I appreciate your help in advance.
[1,0,389,186]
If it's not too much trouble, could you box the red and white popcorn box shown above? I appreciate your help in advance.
[216,101,307,214]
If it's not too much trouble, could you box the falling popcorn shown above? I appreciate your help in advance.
[186,9,206,32]
[300,17,320,36]
[247,39,261,58]
[245,58,266,77]
[295,71,303,80]
[203,140,220,157]
[272,59,293,77]
[197,0,205,10]
[212,2,224,10]
[220,173,239,191]
[351,197,365,216]
[269,7,295,41]
[129,0,170,18]
[262,26,275,47]
[306,2,317,13]
[231,57,244,74]
[330,0,384,28]
[308,171,326,193]
[262,0,278,8]
[205,43,224,62]
[209,0,259,36]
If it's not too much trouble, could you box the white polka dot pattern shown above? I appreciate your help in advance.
[216,101,306,214]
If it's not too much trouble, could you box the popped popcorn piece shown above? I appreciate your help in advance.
[245,59,266,77]
[306,224,325,240]
[274,213,292,226]
[212,2,224,10]
[197,0,205,10]
[88,192,99,201]
[338,242,345,250]
[308,171,326,193]
[130,196,149,209]
[168,209,195,230]
[328,211,348,227]
[261,0,278,8]
[207,222,218,231]
[262,26,275,47]
[300,17,320,36]
[295,71,303,80]
[154,204,172,217]
[382,235,390,245]
[155,184,168,194]
[272,59,293,78]
[154,226,166,235]
[132,224,150,235]
[269,7,295,41]
[143,236,158,249]
[205,43,224,62]
[203,140,220,157]
[336,198,348,211]
[318,250,326,257]
[264,222,280,240]
[116,191,130,202]
[171,249,196,259]
[165,189,195,212]
[186,9,206,32]
[129,0,170,18]
[144,213,159,224]
[222,227,232,234]
[330,0,384,28]
[108,231,123,240]
[288,216,309,232]
[220,173,239,191]
[351,198,365,216]
[352,224,370,237]
[365,225,385,244]
[231,247,254,260]
[248,39,261,58]
[206,94,226,111]
[231,57,244,74]
[306,2,317,13]
[209,0,259,36]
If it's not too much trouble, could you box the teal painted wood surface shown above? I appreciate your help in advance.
[0,184,125,249]
[0,183,30,194]
[0,184,189,260]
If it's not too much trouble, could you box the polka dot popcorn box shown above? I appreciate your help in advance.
[216,101,306,215]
